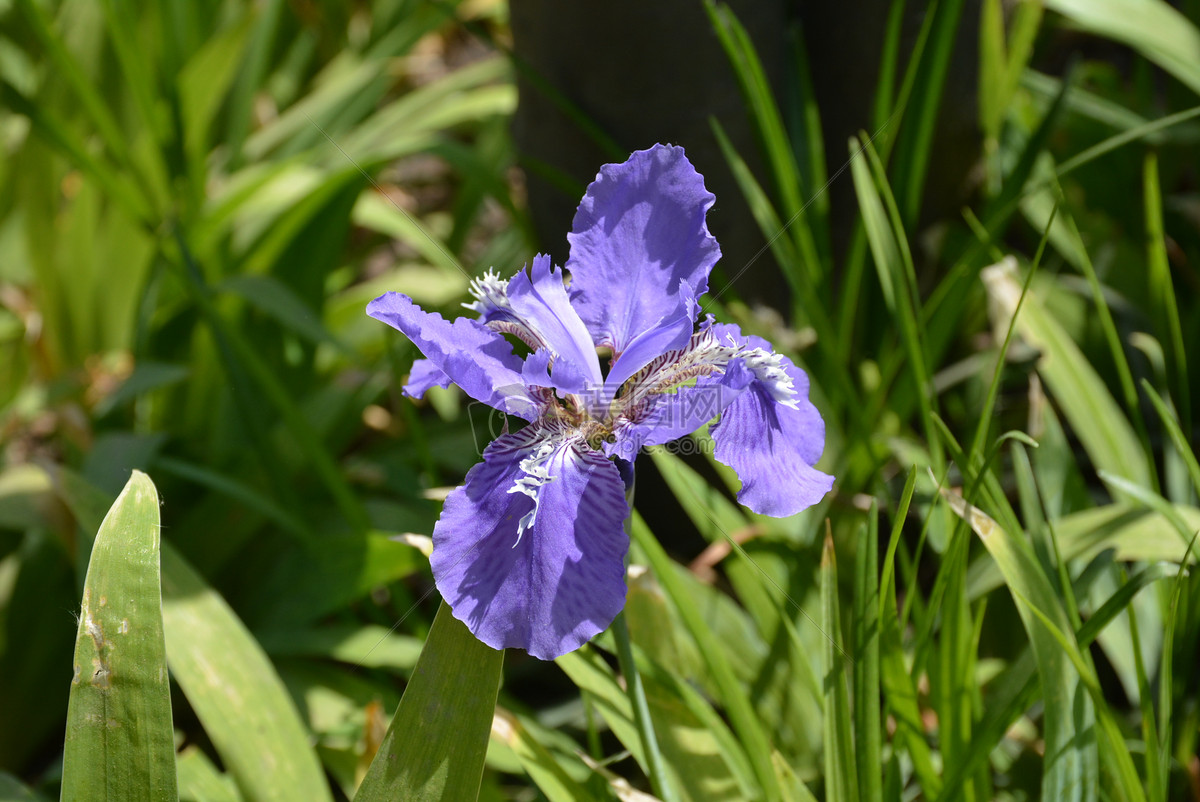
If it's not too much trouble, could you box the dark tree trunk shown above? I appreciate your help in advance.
[509,0,981,298]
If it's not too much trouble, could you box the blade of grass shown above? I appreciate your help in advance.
[0,81,151,225]
[851,136,941,468]
[704,1,804,231]
[945,491,1155,802]
[889,0,966,227]
[878,470,943,799]
[630,513,783,802]
[354,601,503,802]
[1143,153,1191,449]
[820,532,858,802]
[1125,579,1164,801]
[942,560,1177,800]
[61,471,177,802]
[1058,208,1154,479]
[1142,380,1200,499]
[13,0,152,191]
[491,709,604,802]
[612,609,676,802]
[852,506,881,802]
[169,231,370,532]
[980,261,1152,490]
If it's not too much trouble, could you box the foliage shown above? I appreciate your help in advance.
[1,0,1198,799]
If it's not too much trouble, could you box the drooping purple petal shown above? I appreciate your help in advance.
[707,327,833,517]
[566,144,719,358]
[430,424,630,660]
[367,292,540,420]
[507,254,603,392]
[403,358,453,399]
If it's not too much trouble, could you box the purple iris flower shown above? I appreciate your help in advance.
[368,144,833,660]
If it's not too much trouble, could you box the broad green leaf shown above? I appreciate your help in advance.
[161,544,333,802]
[355,601,502,802]
[62,471,177,802]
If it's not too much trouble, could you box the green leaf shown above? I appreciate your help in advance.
[852,508,882,802]
[491,709,601,802]
[558,646,756,802]
[820,534,858,802]
[161,544,333,802]
[254,623,422,672]
[0,771,51,801]
[1045,0,1200,95]
[889,0,966,225]
[177,747,242,802]
[981,261,1152,490]
[178,15,253,192]
[62,471,178,802]
[354,601,502,802]
[945,492,1100,802]
[630,513,783,802]
[1143,155,1191,450]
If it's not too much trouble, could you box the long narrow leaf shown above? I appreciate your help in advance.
[354,601,503,802]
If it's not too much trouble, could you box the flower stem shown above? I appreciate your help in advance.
[611,609,677,802]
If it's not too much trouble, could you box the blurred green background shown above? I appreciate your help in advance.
[1,0,1199,799]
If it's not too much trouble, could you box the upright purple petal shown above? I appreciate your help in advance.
[431,425,630,660]
[708,327,833,517]
[567,144,719,357]
[403,358,453,399]
[507,255,603,392]
[367,292,540,420]
[604,286,695,393]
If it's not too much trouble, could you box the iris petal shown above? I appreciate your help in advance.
[507,254,603,392]
[707,326,833,516]
[431,425,630,660]
[567,144,719,358]
[604,286,695,393]
[403,358,453,399]
[368,292,540,420]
